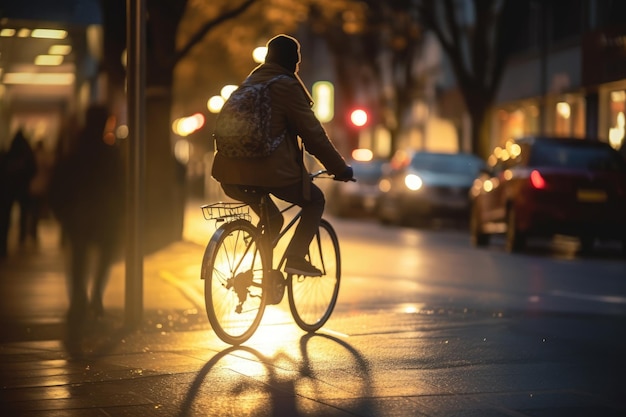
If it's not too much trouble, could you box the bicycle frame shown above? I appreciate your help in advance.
[258,170,331,274]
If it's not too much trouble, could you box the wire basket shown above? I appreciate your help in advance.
[201,202,251,223]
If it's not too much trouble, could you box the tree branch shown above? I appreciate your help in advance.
[172,0,258,67]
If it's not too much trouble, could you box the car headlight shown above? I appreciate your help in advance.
[404,174,423,191]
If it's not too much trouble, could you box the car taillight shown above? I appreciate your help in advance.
[530,170,546,189]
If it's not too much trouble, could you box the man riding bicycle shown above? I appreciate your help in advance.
[211,34,353,277]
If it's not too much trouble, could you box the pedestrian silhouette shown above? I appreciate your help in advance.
[0,129,37,258]
[0,149,9,259]
[49,105,125,333]
[25,140,55,245]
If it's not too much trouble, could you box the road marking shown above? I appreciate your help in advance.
[159,270,205,309]
[549,290,626,305]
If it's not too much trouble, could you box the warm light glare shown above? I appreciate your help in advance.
[220,85,238,100]
[471,179,483,197]
[174,140,190,164]
[252,46,267,63]
[2,72,75,85]
[556,102,571,119]
[116,125,129,139]
[0,28,16,37]
[31,29,68,39]
[35,55,64,66]
[173,113,205,136]
[610,90,625,103]
[17,28,31,37]
[351,148,373,162]
[404,174,423,191]
[350,109,368,127]
[312,81,334,123]
[609,111,625,150]
[49,45,72,55]
[402,304,420,314]
[207,96,225,113]
[379,179,391,193]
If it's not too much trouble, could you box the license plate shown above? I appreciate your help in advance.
[577,189,607,202]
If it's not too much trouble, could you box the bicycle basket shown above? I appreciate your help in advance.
[201,202,250,223]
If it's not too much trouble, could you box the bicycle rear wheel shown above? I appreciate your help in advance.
[202,219,267,345]
[288,219,341,332]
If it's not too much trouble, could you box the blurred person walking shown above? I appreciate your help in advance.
[49,105,125,334]
[25,140,55,244]
[0,149,9,259]
[0,129,36,258]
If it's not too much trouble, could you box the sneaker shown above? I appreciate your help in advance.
[285,257,322,276]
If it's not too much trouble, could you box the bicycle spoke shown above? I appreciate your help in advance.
[203,220,267,345]
[289,219,340,332]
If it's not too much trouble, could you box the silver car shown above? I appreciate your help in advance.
[376,151,485,227]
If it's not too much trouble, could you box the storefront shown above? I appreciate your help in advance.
[584,26,626,151]
[489,25,626,153]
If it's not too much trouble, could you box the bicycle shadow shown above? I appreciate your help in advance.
[178,332,375,417]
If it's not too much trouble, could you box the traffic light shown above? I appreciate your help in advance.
[349,108,368,128]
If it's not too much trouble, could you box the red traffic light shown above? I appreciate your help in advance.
[349,108,368,127]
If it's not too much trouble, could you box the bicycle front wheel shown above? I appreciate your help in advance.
[288,219,341,332]
[201,219,267,345]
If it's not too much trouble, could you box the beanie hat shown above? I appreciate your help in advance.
[265,34,300,73]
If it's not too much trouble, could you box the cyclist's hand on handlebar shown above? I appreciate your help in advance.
[334,166,355,182]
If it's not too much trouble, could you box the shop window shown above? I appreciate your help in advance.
[554,96,584,137]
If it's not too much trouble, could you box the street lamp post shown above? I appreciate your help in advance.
[125,0,146,328]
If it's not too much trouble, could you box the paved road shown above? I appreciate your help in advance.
[1,202,626,416]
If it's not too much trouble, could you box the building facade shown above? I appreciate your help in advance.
[491,0,626,151]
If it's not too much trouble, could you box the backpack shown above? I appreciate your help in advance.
[213,75,290,158]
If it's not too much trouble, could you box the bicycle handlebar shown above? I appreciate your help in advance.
[310,169,356,182]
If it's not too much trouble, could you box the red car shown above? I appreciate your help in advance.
[470,136,626,254]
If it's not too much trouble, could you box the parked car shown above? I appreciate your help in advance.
[470,136,626,254]
[326,157,386,217]
[376,151,486,226]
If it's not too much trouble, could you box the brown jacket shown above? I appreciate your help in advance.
[211,63,348,189]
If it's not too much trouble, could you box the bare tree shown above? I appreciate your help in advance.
[307,0,425,152]
[99,0,257,251]
[415,0,528,157]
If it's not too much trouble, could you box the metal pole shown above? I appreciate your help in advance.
[125,0,146,328]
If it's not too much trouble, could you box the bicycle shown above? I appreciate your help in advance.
[200,170,348,345]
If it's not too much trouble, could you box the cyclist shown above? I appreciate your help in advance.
[211,34,353,277]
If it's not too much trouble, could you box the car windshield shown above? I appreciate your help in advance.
[409,153,483,175]
[529,141,626,171]
[353,160,384,182]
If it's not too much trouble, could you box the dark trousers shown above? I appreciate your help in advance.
[0,199,11,258]
[221,181,325,259]
[65,232,118,323]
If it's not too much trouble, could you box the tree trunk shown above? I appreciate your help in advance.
[463,88,492,159]
[143,90,185,253]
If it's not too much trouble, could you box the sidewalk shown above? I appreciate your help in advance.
[0,206,390,417]
[0,206,210,343]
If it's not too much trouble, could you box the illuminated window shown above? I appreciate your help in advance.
[608,90,625,150]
